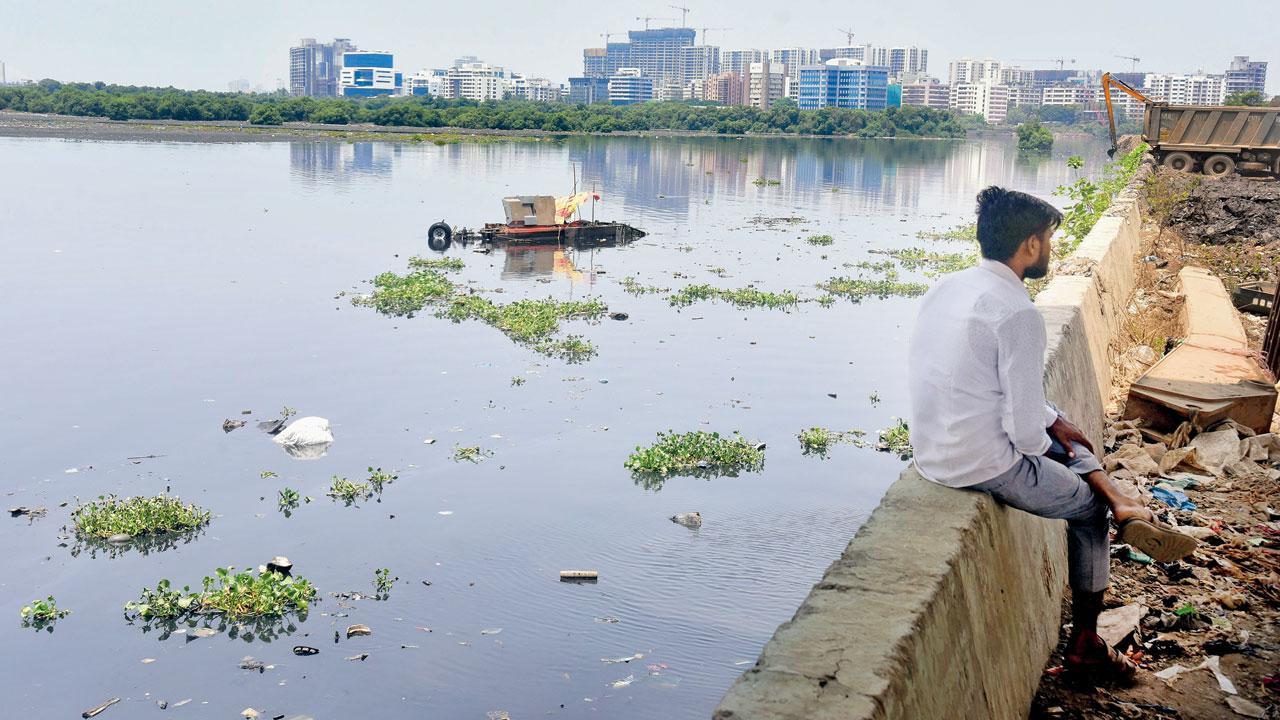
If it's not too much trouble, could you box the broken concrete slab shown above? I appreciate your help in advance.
[1124,267,1277,434]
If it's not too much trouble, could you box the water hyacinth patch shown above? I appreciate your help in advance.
[625,431,765,479]
[72,495,211,539]
[816,275,929,302]
[352,267,456,317]
[806,234,834,246]
[876,418,913,459]
[21,596,70,630]
[452,445,493,463]
[797,427,867,456]
[619,276,669,296]
[667,284,801,309]
[534,335,597,363]
[124,567,317,621]
[327,476,373,505]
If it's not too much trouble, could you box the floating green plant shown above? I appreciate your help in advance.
[352,267,455,317]
[806,234,834,246]
[277,487,303,516]
[797,427,868,456]
[916,223,977,242]
[667,284,800,309]
[511,376,526,386]
[72,495,211,539]
[876,418,913,459]
[816,276,929,302]
[452,445,493,463]
[872,247,977,277]
[625,431,765,480]
[534,334,597,363]
[373,568,396,599]
[326,476,372,504]
[21,596,69,630]
[407,256,464,272]
[619,276,669,295]
[124,567,317,621]
[366,467,397,492]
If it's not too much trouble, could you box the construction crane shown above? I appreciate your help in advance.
[1115,54,1141,72]
[838,28,855,46]
[1011,57,1077,70]
[600,31,623,45]
[669,4,691,27]
[697,26,731,45]
[636,15,675,30]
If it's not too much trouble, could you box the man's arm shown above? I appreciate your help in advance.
[996,307,1052,457]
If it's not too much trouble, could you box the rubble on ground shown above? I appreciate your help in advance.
[1167,173,1280,247]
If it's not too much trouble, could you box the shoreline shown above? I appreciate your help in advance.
[0,111,974,145]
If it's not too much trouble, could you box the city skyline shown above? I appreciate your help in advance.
[0,0,1275,95]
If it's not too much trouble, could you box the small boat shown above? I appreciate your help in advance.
[427,192,645,250]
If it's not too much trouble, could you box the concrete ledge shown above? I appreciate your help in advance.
[715,166,1152,720]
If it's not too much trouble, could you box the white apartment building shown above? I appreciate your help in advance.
[951,82,1010,124]
[949,58,1003,86]
[1143,72,1227,105]
[722,49,766,78]
[508,75,562,102]
[901,82,950,110]
[771,47,821,98]
[888,47,928,79]
[1041,84,1093,106]
[680,45,720,86]
[747,60,787,109]
[437,62,510,101]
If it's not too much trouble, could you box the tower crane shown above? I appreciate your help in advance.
[669,4,691,27]
[1011,57,1077,70]
[636,16,675,30]
[600,31,623,45]
[838,28,855,46]
[698,27,731,45]
[1115,54,1141,72]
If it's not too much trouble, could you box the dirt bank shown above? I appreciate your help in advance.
[1031,171,1280,720]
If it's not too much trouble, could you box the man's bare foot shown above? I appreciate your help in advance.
[1110,501,1154,525]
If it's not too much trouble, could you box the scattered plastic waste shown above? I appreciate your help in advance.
[1151,485,1197,511]
[670,511,702,528]
[81,697,119,719]
[602,653,644,664]
[346,624,372,638]
[560,570,598,582]
[610,674,635,689]
[292,646,319,656]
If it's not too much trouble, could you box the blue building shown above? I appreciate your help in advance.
[608,69,653,106]
[797,59,889,110]
[339,51,403,97]
[568,77,611,104]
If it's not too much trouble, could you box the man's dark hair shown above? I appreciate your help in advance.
[974,186,1063,261]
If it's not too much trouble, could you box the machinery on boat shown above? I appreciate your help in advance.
[426,192,645,251]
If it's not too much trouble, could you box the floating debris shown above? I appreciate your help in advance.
[344,653,369,662]
[292,646,319,656]
[610,674,636,689]
[346,624,373,638]
[222,419,246,433]
[480,628,503,635]
[559,570,598,582]
[603,653,645,664]
[670,512,702,528]
[81,697,119,719]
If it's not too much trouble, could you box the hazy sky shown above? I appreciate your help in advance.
[1,0,1275,93]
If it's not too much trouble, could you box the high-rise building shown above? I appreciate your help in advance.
[1225,56,1268,96]
[949,58,1003,86]
[901,81,950,110]
[290,37,356,97]
[771,47,820,98]
[888,47,928,79]
[722,49,766,79]
[405,68,447,96]
[680,45,720,86]
[1143,72,1227,105]
[1040,84,1093,106]
[568,77,610,104]
[746,61,787,109]
[626,27,696,86]
[950,82,1010,123]
[339,51,402,97]
[583,48,608,78]
[437,62,511,101]
[609,68,654,105]
[797,59,889,110]
[703,72,744,105]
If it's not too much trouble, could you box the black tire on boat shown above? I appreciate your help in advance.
[427,222,453,251]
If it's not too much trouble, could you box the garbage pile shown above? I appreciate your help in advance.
[1035,416,1280,719]
[1166,170,1280,247]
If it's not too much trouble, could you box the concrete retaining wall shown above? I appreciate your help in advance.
[715,167,1152,720]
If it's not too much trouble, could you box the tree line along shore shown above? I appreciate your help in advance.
[0,80,969,138]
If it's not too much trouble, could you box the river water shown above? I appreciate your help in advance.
[0,131,1106,719]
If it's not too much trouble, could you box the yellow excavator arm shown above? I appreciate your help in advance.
[1101,72,1152,156]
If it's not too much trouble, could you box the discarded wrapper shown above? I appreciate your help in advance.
[559,570,598,582]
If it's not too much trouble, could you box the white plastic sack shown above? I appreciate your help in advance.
[273,416,333,447]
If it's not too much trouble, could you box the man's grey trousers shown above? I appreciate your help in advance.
[971,439,1110,593]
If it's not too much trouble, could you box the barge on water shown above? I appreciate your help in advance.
[427,192,645,250]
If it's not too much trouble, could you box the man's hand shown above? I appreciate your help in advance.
[1048,415,1094,458]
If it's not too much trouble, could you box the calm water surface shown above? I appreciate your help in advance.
[0,132,1107,718]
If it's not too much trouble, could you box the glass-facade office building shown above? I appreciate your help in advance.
[797,59,889,110]
[340,52,403,97]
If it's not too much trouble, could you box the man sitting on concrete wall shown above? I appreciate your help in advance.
[906,187,1196,683]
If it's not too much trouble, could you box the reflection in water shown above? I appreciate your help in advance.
[287,134,1105,224]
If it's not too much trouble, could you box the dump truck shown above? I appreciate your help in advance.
[1103,72,1280,177]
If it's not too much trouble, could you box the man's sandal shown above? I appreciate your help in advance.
[1117,517,1198,563]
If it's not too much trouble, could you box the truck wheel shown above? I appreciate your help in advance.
[1162,152,1195,172]
[1273,155,1280,178]
[427,222,453,251]
[1202,154,1235,177]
